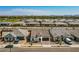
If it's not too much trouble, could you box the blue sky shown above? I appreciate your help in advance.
[0,6,79,16]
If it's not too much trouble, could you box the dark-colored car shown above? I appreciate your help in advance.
[5,45,13,48]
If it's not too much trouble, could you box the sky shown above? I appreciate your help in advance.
[0,6,79,16]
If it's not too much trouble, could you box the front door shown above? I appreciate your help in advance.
[42,38,51,47]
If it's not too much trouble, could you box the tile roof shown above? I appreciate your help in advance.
[31,29,50,38]
[2,29,29,37]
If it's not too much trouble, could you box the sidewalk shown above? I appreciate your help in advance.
[13,43,70,48]
[70,45,79,47]
[0,43,79,48]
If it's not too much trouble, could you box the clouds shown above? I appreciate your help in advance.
[0,8,53,16]
[0,7,79,16]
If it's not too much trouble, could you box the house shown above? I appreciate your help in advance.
[55,21,68,27]
[49,28,71,41]
[66,19,74,22]
[33,19,43,22]
[68,29,79,41]
[49,27,79,43]
[58,19,66,22]
[2,29,29,43]
[30,29,51,43]
[11,22,26,26]
[23,19,34,22]
[68,21,79,27]
[0,22,12,26]
[41,21,55,26]
[24,21,40,26]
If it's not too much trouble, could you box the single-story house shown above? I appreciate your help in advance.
[54,21,68,27]
[68,29,79,41]
[11,22,26,26]
[23,19,34,22]
[57,19,66,22]
[0,22,12,26]
[2,29,29,42]
[49,28,72,41]
[68,21,79,27]
[33,19,43,22]
[24,21,40,26]
[30,29,51,43]
[41,21,55,26]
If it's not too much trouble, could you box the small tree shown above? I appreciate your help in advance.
[30,36,33,46]
[59,36,63,45]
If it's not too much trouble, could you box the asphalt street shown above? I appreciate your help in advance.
[0,47,79,52]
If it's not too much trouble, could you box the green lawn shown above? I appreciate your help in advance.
[0,19,18,22]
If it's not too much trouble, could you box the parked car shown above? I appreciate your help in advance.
[64,37,72,45]
[5,45,13,48]
[71,34,79,42]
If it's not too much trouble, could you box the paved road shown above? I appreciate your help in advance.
[0,47,79,52]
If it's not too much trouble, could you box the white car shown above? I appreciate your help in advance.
[64,37,72,45]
